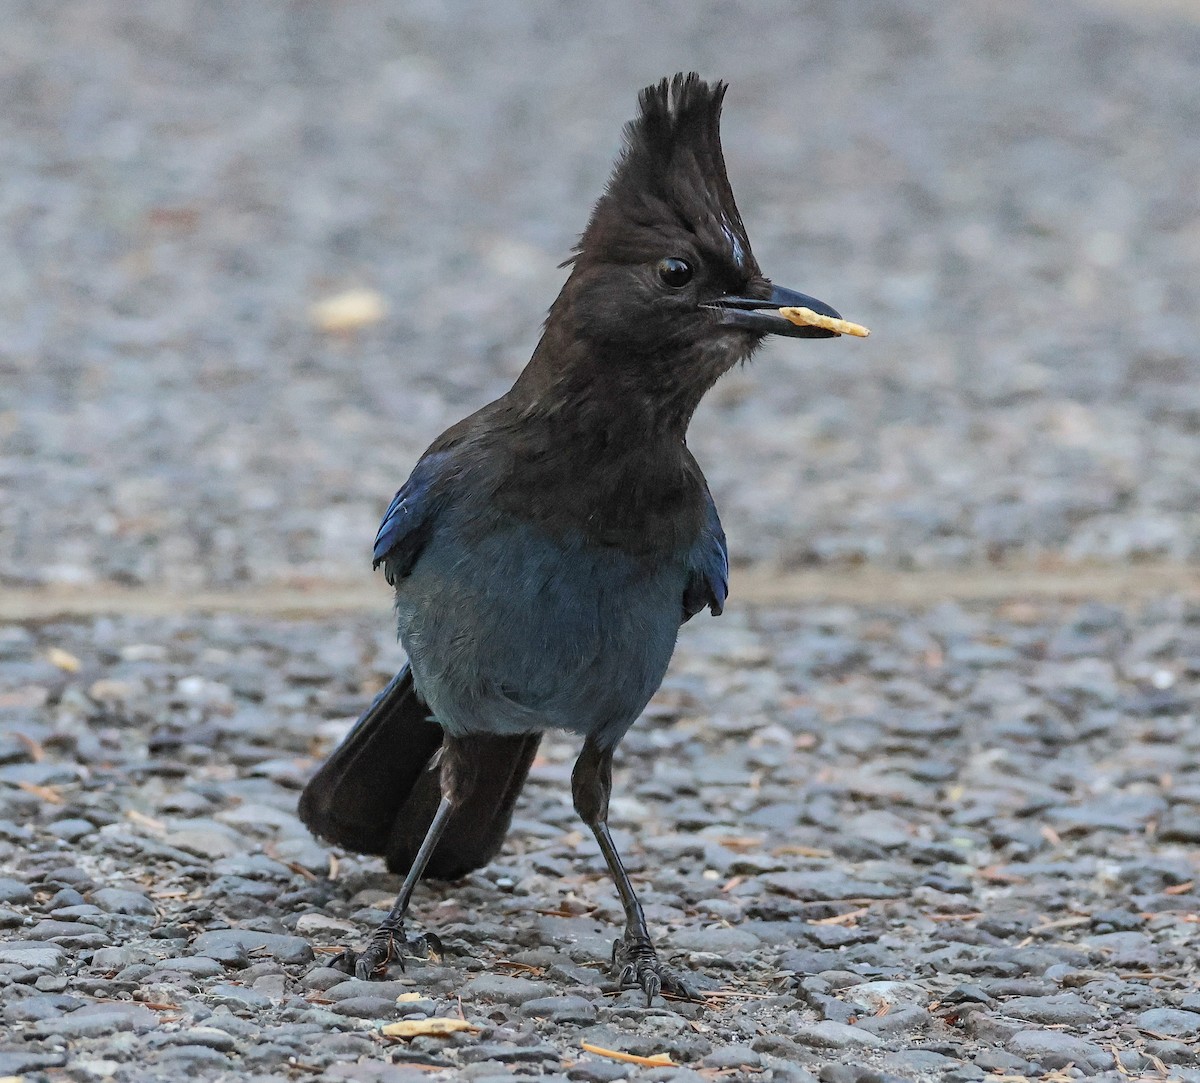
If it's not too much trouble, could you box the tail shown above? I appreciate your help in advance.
[298,665,540,880]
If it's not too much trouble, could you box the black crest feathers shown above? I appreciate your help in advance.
[573,73,756,273]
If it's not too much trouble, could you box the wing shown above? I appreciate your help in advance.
[682,490,728,622]
[372,451,452,585]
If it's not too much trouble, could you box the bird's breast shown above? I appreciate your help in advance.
[491,434,707,556]
[394,508,689,743]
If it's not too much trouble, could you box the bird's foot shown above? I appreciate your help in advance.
[343,922,443,981]
[611,933,699,1005]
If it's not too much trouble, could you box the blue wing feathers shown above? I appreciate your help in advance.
[372,453,449,581]
[375,451,727,619]
[682,493,728,621]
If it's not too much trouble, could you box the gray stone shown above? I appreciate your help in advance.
[154,955,225,977]
[1158,811,1200,843]
[151,1046,234,1070]
[846,980,930,1009]
[851,1005,931,1035]
[92,887,159,915]
[567,1059,631,1083]
[160,1026,239,1051]
[202,1011,262,1039]
[210,854,294,880]
[881,1050,962,1075]
[163,828,240,860]
[962,1009,1025,1043]
[324,978,422,1001]
[301,965,353,990]
[1002,993,1100,1026]
[2,992,83,1022]
[115,962,155,982]
[0,878,33,904]
[271,835,331,871]
[1045,794,1166,834]
[779,948,843,974]
[1142,1040,1198,1065]
[945,983,993,1007]
[973,1050,1039,1075]
[27,1008,144,1039]
[758,1032,825,1066]
[668,926,761,952]
[91,944,159,968]
[702,1045,762,1069]
[0,820,33,844]
[293,912,359,937]
[1136,1008,1200,1037]
[814,994,858,1024]
[521,994,598,1024]
[208,983,273,1010]
[0,1052,69,1075]
[462,973,555,1004]
[0,942,66,972]
[799,923,873,948]
[314,1033,377,1055]
[1084,930,1160,967]
[457,1041,561,1065]
[786,1020,885,1050]
[331,995,398,1018]
[47,818,94,842]
[762,872,901,900]
[0,764,82,786]
[1007,1030,1114,1071]
[251,972,287,998]
[190,928,313,966]
[83,1001,159,1025]
[327,1063,439,1083]
[26,918,107,942]
[765,1067,820,1083]
[940,1068,986,1083]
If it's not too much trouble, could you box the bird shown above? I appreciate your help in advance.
[299,72,864,1002]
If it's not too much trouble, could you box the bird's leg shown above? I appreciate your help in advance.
[571,738,698,1004]
[353,794,450,979]
[353,738,473,980]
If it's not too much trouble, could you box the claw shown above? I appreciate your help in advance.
[351,925,445,980]
[422,931,445,964]
[609,932,702,1004]
[353,955,374,980]
[353,936,392,980]
[660,969,699,1002]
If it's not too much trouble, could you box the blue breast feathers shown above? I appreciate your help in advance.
[681,493,728,621]
[372,452,451,582]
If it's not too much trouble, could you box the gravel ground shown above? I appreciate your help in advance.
[2,601,1199,1081]
[3,0,1200,587]
[5,3,1200,1082]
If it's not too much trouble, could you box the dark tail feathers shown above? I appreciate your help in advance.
[298,665,540,880]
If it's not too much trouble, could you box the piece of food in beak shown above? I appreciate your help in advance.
[778,306,870,338]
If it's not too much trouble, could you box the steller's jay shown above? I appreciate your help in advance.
[300,73,864,1001]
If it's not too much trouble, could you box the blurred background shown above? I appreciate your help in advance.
[2,0,1199,593]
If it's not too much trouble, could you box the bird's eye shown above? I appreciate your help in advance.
[657,257,693,288]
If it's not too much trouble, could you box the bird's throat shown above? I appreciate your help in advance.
[510,329,741,444]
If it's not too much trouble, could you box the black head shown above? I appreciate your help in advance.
[554,74,843,363]
[577,73,755,310]
[514,74,854,433]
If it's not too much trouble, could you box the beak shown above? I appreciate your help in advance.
[705,284,843,339]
